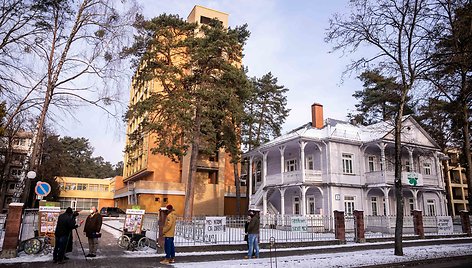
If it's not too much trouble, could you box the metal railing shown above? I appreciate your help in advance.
[20,209,39,242]
[174,215,335,246]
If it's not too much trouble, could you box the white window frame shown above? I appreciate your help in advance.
[307,195,315,215]
[342,153,354,174]
[368,156,376,172]
[405,160,411,172]
[293,196,300,215]
[285,158,298,172]
[306,155,314,170]
[371,197,378,216]
[423,162,432,175]
[427,199,436,216]
[344,196,355,216]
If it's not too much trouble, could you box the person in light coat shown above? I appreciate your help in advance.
[160,204,177,264]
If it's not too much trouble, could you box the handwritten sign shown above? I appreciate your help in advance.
[437,216,453,234]
[291,216,308,232]
[205,217,226,235]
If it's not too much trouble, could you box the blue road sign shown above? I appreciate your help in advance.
[35,182,51,196]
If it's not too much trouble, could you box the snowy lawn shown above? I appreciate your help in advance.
[172,243,472,268]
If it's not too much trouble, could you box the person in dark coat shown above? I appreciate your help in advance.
[244,215,255,256]
[84,206,102,257]
[53,207,76,263]
[65,211,83,258]
[245,210,260,259]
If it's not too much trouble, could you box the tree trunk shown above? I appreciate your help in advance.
[394,97,407,256]
[460,102,472,213]
[183,105,202,219]
[234,163,241,215]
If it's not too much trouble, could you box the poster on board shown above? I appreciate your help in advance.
[124,208,145,234]
[38,205,61,236]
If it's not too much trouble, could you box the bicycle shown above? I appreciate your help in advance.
[23,235,52,255]
[117,229,152,251]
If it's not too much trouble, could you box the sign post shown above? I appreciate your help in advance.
[35,181,51,197]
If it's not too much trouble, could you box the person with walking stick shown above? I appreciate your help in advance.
[53,207,77,263]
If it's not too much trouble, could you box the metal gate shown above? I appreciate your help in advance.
[0,213,7,250]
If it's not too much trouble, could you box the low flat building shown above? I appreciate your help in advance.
[56,176,115,211]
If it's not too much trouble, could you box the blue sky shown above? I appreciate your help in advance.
[58,0,362,165]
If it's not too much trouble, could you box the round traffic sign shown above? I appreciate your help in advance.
[35,181,51,196]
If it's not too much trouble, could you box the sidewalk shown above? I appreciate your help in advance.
[0,235,471,267]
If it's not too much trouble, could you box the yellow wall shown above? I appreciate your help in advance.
[57,176,115,203]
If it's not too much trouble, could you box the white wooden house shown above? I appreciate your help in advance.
[244,103,447,217]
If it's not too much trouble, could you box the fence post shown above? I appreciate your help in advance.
[157,208,168,251]
[353,210,365,243]
[412,210,425,239]
[460,210,471,237]
[334,210,345,243]
[0,203,24,258]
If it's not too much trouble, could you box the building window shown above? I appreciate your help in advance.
[342,154,353,174]
[371,197,378,216]
[293,196,300,215]
[423,162,431,175]
[306,155,314,170]
[77,183,87,191]
[208,170,218,184]
[405,198,414,215]
[285,159,298,172]
[8,183,15,190]
[89,184,99,192]
[405,160,411,172]
[65,183,76,190]
[383,198,387,215]
[344,196,355,216]
[11,168,21,176]
[427,199,436,216]
[200,16,212,24]
[368,156,375,172]
[307,195,315,215]
[256,161,262,182]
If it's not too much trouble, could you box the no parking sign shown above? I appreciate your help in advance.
[35,181,51,197]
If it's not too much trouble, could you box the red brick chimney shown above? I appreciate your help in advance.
[311,103,324,129]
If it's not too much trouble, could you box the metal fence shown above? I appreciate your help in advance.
[174,215,335,246]
[20,209,39,242]
[0,213,7,250]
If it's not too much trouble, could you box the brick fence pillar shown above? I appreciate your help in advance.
[0,203,24,259]
[353,210,365,243]
[157,207,168,251]
[334,210,345,243]
[412,210,424,239]
[460,210,471,237]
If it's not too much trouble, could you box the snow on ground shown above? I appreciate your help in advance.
[172,243,472,268]
[102,223,122,239]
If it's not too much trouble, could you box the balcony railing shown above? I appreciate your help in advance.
[266,169,322,186]
[365,171,430,186]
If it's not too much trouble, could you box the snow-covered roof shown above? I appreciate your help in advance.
[250,115,439,152]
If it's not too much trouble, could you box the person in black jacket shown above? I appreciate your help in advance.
[245,210,260,259]
[53,207,76,263]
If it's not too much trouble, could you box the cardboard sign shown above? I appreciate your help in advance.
[205,217,226,235]
[437,216,453,234]
[291,216,308,232]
